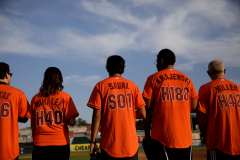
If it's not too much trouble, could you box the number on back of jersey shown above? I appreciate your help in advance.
[36,110,63,126]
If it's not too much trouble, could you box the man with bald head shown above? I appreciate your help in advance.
[198,60,240,159]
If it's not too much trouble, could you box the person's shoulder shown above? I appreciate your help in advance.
[225,79,240,86]
[92,77,108,86]
[199,81,214,92]
[146,72,159,80]
[7,85,27,96]
[31,92,44,101]
[173,69,190,78]
[121,77,138,87]
[58,90,71,98]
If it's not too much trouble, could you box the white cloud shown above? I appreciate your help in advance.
[0,0,239,69]
[64,75,101,87]
[82,0,144,26]
[0,16,56,57]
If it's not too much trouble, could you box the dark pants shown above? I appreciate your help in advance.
[14,156,18,160]
[146,139,192,160]
[99,149,138,160]
[207,149,240,160]
[32,144,70,160]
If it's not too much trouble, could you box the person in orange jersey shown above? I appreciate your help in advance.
[26,67,79,160]
[88,55,146,160]
[0,62,29,160]
[142,49,198,160]
[198,60,240,160]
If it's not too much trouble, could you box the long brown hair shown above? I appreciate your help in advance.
[40,67,64,97]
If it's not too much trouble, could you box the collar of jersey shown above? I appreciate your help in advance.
[0,81,7,85]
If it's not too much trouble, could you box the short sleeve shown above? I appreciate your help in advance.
[135,86,146,110]
[198,85,209,115]
[190,82,199,101]
[26,97,35,120]
[65,97,79,121]
[18,92,30,118]
[87,84,102,110]
[142,75,154,101]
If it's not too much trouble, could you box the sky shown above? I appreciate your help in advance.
[0,0,240,129]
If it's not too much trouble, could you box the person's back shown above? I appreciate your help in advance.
[88,55,146,160]
[198,60,240,159]
[26,67,79,160]
[28,91,78,146]
[144,68,197,148]
[142,49,198,160]
[0,62,29,160]
[199,79,240,154]
[89,76,144,157]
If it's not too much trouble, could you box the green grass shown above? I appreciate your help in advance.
[192,146,206,150]
[19,154,90,160]
[69,155,89,160]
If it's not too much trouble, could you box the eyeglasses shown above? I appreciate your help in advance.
[9,73,12,77]
[154,60,157,65]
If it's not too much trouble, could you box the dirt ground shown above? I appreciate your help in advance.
[138,150,207,160]
[20,150,207,159]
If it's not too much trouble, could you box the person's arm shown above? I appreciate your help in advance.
[67,117,76,126]
[18,117,28,123]
[143,97,154,140]
[136,106,146,119]
[191,99,198,113]
[197,110,208,144]
[31,119,36,139]
[90,109,101,156]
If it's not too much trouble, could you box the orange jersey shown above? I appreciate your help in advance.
[198,78,240,155]
[142,68,198,148]
[87,76,145,158]
[26,91,79,146]
[0,83,29,160]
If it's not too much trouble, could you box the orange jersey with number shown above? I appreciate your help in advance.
[26,91,79,146]
[87,76,145,158]
[0,83,29,160]
[142,69,198,148]
[198,78,240,155]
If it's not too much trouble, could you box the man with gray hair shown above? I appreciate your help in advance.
[197,60,240,159]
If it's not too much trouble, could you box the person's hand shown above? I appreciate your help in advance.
[90,143,99,157]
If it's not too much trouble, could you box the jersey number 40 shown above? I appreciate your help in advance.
[36,110,63,126]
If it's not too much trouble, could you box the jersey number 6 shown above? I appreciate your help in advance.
[0,102,10,118]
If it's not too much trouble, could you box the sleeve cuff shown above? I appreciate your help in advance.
[65,113,79,121]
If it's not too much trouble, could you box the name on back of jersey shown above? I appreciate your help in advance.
[215,84,238,93]
[108,82,129,90]
[155,73,191,86]
[34,97,64,108]
[0,91,11,100]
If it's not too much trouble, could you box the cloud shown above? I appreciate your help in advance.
[81,0,146,26]
[0,15,56,57]
[0,0,239,69]
[64,75,101,87]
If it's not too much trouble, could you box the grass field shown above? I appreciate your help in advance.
[19,146,206,160]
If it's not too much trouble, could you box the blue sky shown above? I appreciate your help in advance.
[1,0,240,129]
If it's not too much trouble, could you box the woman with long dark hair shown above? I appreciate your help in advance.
[26,67,79,160]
